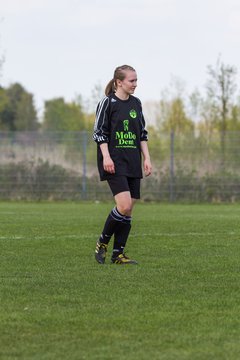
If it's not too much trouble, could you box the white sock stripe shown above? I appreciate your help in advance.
[124,215,132,222]
[111,207,125,222]
[111,213,124,222]
[113,207,123,217]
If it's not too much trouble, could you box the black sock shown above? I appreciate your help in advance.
[99,207,125,245]
[112,216,132,258]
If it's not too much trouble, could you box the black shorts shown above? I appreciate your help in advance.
[107,176,141,199]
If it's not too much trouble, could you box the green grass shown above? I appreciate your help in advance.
[1,202,240,360]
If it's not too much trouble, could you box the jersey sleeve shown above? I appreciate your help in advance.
[92,96,110,144]
[136,97,148,141]
[140,117,148,141]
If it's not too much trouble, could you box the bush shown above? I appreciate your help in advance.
[0,160,82,200]
[1,160,240,202]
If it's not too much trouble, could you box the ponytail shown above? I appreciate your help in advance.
[105,79,115,96]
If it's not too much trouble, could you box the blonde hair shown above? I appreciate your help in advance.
[105,65,136,96]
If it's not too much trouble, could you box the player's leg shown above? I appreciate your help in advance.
[111,178,140,264]
[95,206,127,264]
[95,176,130,264]
[111,191,138,264]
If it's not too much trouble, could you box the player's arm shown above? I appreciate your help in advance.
[92,97,115,174]
[93,97,110,144]
[137,99,152,176]
[100,143,115,174]
[141,141,152,177]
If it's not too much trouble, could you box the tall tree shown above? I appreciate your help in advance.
[43,97,85,131]
[228,105,240,131]
[161,97,194,135]
[206,57,237,166]
[0,83,38,130]
[0,87,9,130]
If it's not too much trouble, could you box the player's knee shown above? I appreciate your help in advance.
[118,202,133,216]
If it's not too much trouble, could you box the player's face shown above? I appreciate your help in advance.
[119,70,138,95]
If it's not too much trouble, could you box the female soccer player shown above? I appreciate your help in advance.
[93,65,152,264]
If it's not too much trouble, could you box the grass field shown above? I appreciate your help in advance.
[1,202,240,360]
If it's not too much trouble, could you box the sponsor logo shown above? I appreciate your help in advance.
[115,119,137,148]
[115,131,136,146]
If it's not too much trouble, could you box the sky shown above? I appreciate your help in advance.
[1,0,240,117]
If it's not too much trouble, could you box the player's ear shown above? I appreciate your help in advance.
[116,79,122,87]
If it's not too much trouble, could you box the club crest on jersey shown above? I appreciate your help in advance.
[129,109,137,118]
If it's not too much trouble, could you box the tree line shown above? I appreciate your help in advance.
[1,57,240,201]
[0,83,95,131]
[0,57,239,142]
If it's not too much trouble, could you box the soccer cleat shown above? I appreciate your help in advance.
[95,241,108,264]
[111,253,138,265]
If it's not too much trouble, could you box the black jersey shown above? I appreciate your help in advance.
[93,93,148,181]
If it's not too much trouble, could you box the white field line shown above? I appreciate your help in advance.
[0,232,237,240]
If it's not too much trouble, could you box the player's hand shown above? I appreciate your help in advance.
[103,156,115,174]
[144,159,152,177]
